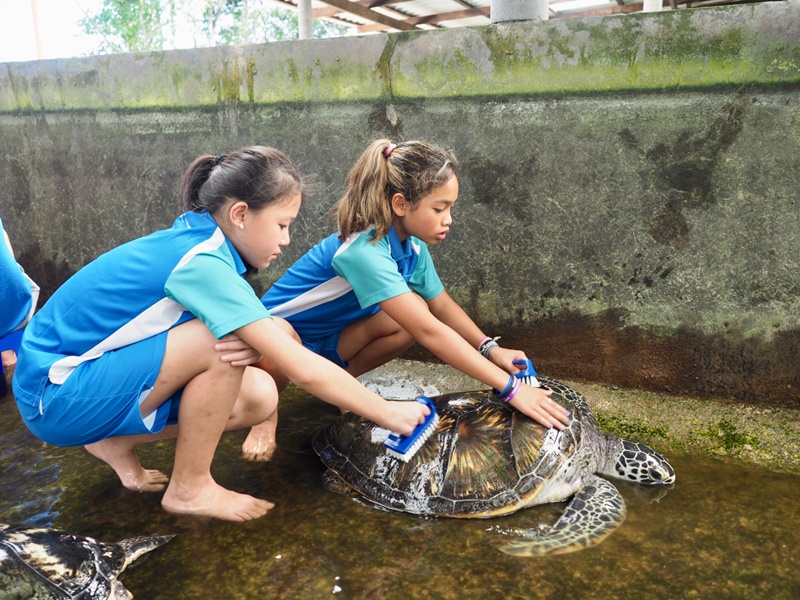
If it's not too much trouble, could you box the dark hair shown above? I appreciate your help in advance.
[181,146,302,214]
[330,139,458,241]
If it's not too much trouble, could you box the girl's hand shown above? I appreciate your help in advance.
[215,333,263,366]
[487,346,528,373]
[508,384,571,430]
[377,399,430,437]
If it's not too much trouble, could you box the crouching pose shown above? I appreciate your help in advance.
[13,146,429,522]
[243,139,569,460]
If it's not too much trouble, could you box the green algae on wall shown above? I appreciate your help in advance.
[1,3,799,114]
[390,5,800,100]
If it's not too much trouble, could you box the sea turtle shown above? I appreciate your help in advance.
[0,523,173,599]
[313,375,675,556]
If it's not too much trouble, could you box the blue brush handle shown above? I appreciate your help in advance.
[513,359,538,377]
[513,359,541,387]
[384,396,438,461]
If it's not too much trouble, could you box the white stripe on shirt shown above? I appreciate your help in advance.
[48,297,187,384]
[269,276,354,319]
[47,229,226,385]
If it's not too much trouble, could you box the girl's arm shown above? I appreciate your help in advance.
[427,290,532,374]
[379,292,570,429]
[425,290,486,348]
[235,317,429,436]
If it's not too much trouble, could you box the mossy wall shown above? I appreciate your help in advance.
[0,1,798,404]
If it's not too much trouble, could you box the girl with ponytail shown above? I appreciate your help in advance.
[13,145,429,521]
[248,139,569,458]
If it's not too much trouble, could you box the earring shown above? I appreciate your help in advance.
[239,223,244,230]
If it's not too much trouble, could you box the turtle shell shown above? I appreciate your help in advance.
[312,376,593,518]
[0,523,173,599]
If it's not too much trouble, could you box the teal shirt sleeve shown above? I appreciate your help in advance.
[164,252,270,339]
[332,235,444,309]
[408,242,444,301]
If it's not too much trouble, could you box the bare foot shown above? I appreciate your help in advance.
[161,480,274,521]
[2,349,16,390]
[85,439,169,492]
[242,421,277,461]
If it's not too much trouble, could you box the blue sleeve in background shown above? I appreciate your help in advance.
[0,216,38,339]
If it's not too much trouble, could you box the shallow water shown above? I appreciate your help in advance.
[1,387,799,600]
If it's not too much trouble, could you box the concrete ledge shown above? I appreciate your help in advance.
[1,2,798,113]
[358,359,800,474]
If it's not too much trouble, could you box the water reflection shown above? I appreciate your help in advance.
[1,389,799,599]
[0,402,63,527]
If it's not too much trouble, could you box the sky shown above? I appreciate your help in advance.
[0,0,623,64]
[0,0,105,63]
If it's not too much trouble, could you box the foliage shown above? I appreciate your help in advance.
[81,0,351,55]
[80,0,178,53]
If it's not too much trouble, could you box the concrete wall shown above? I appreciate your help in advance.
[1,1,798,405]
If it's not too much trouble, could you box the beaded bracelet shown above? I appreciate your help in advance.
[478,336,500,358]
[476,336,492,351]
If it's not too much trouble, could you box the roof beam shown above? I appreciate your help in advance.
[313,0,421,30]
[404,7,490,25]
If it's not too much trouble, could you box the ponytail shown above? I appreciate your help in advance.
[330,139,458,241]
[180,156,218,212]
[180,146,302,215]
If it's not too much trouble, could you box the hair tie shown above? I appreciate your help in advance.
[383,144,397,158]
[212,154,227,166]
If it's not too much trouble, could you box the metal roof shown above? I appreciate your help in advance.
[272,0,775,34]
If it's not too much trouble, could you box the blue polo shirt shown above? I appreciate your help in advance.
[262,225,443,341]
[14,210,270,403]
[0,216,36,339]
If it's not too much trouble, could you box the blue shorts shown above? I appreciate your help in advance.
[302,331,348,368]
[15,331,181,447]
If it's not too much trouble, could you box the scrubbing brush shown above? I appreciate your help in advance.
[384,396,439,462]
[514,359,541,387]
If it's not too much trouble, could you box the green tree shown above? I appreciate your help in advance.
[81,0,350,56]
[80,0,179,53]
[197,0,349,46]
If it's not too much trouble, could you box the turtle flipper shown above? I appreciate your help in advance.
[117,534,175,570]
[496,475,626,556]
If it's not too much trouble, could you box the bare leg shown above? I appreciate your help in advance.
[317,310,415,416]
[242,410,278,461]
[344,327,414,378]
[85,319,277,521]
[338,304,418,378]
[85,429,174,492]
[160,358,274,521]
[2,349,16,390]
[242,317,295,461]
[87,364,279,491]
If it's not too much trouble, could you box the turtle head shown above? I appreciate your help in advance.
[613,440,676,486]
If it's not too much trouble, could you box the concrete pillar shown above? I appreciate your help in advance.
[298,0,313,40]
[643,0,663,12]
[491,0,549,23]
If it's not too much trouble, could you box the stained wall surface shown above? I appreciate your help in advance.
[1,1,798,404]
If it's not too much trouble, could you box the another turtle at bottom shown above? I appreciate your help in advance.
[313,375,675,556]
[0,523,173,599]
